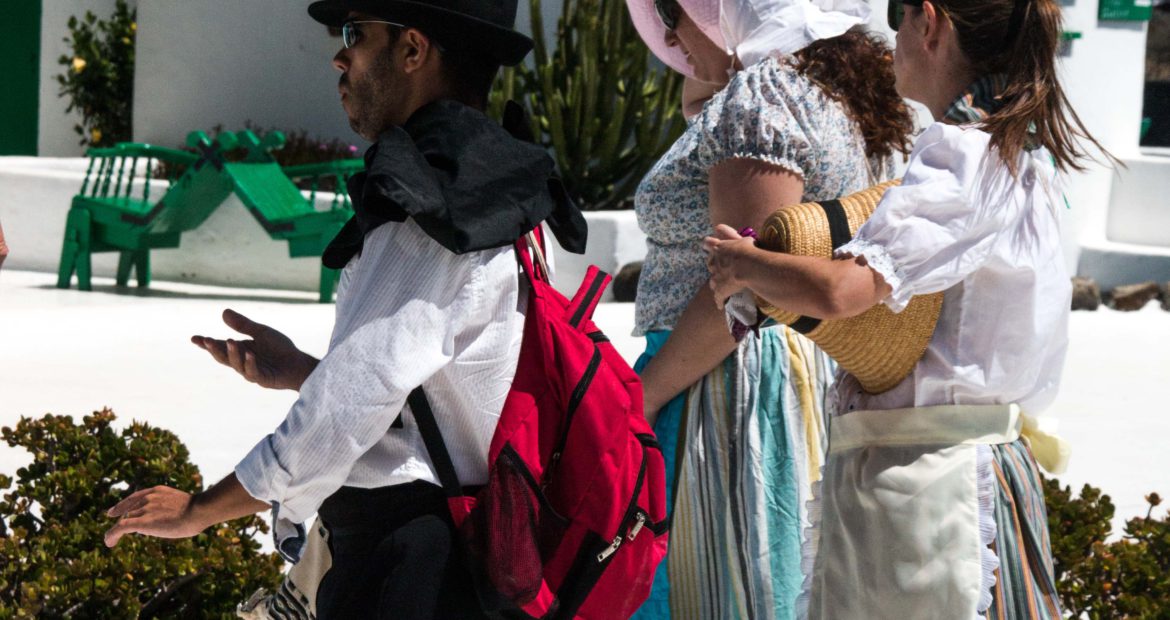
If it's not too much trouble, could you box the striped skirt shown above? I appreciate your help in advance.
[985,440,1063,619]
[633,325,833,620]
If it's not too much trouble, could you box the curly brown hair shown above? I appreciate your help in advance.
[793,30,915,161]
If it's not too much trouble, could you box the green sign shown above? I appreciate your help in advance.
[1099,0,1152,21]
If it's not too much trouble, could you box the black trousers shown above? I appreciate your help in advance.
[316,481,487,620]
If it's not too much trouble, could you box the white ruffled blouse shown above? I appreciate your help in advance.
[832,122,1072,416]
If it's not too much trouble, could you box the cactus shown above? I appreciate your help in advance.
[490,0,686,210]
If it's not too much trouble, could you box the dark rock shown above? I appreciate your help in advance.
[1109,281,1160,311]
[1162,282,1170,312]
[612,261,642,303]
[1071,277,1100,311]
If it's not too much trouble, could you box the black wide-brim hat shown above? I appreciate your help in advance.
[308,0,534,66]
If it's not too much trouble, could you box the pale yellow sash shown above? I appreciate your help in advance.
[830,403,1069,474]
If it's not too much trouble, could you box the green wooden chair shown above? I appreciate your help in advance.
[223,130,361,302]
[56,133,232,292]
[58,130,363,302]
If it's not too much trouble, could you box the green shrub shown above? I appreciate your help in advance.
[0,409,282,618]
[55,0,136,148]
[1045,478,1170,618]
[490,0,686,210]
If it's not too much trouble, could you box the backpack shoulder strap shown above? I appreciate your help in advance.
[407,387,463,499]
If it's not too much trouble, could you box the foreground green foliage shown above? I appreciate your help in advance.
[0,409,282,618]
[1045,478,1170,618]
[490,0,686,210]
[55,0,136,148]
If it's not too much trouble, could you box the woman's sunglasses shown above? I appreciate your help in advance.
[654,0,681,31]
[887,0,925,30]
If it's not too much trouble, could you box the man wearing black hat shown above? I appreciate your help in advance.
[103,1,585,618]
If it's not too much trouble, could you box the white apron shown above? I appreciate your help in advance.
[804,404,1066,620]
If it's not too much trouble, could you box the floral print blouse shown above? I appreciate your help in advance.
[633,54,891,335]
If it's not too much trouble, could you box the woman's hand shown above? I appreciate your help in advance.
[191,309,319,391]
[704,224,759,308]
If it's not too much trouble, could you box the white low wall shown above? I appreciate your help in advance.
[0,157,649,300]
[1076,154,1170,290]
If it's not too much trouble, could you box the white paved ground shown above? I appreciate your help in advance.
[2,269,1167,538]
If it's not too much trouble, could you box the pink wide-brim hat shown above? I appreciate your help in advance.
[626,0,726,77]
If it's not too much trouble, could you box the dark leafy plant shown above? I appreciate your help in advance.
[55,0,136,148]
[1045,478,1170,618]
[489,0,686,210]
[0,409,283,618]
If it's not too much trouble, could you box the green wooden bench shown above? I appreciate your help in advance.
[56,135,226,293]
[225,130,362,302]
[57,130,362,302]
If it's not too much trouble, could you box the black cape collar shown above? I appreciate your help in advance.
[322,100,587,269]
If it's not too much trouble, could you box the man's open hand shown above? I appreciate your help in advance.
[191,309,318,391]
[104,486,206,547]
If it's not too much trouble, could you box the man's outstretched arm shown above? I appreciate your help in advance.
[104,473,268,547]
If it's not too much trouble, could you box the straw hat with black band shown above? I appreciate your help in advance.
[308,0,534,66]
[753,181,944,394]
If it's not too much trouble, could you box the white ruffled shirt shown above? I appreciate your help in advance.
[235,219,525,535]
[832,122,1071,416]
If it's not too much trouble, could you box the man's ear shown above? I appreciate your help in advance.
[399,28,438,74]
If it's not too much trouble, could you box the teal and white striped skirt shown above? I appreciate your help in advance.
[633,325,833,620]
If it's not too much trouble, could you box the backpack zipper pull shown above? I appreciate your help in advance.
[597,534,623,562]
[627,512,647,541]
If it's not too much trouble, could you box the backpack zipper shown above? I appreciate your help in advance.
[544,345,602,486]
[597,510,648,561]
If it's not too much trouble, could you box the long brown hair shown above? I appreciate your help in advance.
[936,0,1114,173]
[793,30,915,161]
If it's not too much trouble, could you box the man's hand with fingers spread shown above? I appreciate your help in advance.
[105,474,268,548]
[104,486,206,547]
[191,309,319,391]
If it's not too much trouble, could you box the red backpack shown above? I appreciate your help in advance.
[407,230,668,619]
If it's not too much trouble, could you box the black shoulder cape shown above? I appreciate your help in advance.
[322,100,587,269]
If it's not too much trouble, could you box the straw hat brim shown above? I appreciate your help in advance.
[754,180,943,394]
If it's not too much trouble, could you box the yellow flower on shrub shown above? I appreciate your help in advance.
[71,57,87,73]
[91,128,102,144]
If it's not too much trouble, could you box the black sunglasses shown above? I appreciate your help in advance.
[654,0,681,31]
[887,0,925,30]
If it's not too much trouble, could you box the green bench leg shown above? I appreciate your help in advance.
[134,250,151,288]
[117,250,151,288]
[116,252,134,287]
[57,208,93,291]
[318,264,339,303]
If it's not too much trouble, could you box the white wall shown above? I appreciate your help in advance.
[132,1,357,151]
[129,0,566,152]
[1057,8,1149,272]
[38,0,124,156]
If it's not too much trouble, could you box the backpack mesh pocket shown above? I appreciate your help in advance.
[461,443,569,606]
